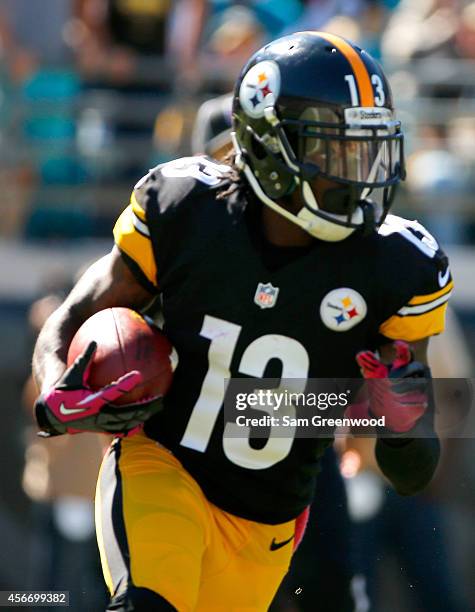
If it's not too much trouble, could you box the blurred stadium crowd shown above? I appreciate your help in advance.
[0,1,475,611]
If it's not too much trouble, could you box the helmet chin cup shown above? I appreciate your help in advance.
[296,205,363,242]
[299,182,364,241]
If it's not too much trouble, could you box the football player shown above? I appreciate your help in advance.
[32,32,451,611]
[192,91,355,612]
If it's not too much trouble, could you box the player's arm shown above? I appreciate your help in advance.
[33,247,154,392]
[357,337,440,496]
[358,219,455,494]
[32,247,159,437]
[33,165,169,436]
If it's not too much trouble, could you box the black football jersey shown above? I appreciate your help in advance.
[113,156,453,524]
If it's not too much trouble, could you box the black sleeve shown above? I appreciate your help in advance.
[375,369,441,496]
[375,434,440,496]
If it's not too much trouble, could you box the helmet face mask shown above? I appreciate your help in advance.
[232,32,405,241]
[281,105,403,187]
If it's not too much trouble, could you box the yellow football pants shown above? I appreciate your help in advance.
[96,431,297,611]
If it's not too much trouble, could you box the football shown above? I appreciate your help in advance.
[67,307,176,405]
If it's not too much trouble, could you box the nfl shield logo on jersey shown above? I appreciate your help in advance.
[254,282,279,309]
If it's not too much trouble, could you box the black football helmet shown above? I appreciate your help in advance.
[232,31,405,241]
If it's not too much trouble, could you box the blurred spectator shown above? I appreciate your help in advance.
[405,123,470,243]
[67,0,209,184]
[0,165,36,239]
[279,1,393,59]
[350,1,393,58]
[0,0,75,83]
[382,0,461,62]
[455,2,475,59]
[0,0,85,241]
[449,116,475,166]
[381,0,475,98]
[280,0,386,34]
[73,0,208,89]
[207,0,303,40]
[151,104,189,165]
[152,4,265,163]
[280,0,364,34]
[200,5,266,94]
[407,124,468,193]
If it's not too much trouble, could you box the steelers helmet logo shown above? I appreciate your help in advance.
[239,61,281,119]
[320,288,367,332]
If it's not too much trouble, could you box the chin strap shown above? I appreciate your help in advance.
[232,132,314,232]
[361,201,376,236]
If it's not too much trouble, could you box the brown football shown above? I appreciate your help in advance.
[67,307,176,405]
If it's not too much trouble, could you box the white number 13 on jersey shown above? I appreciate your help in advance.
[180,315,309,469]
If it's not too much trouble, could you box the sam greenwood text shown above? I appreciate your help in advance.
[234,415,386,428]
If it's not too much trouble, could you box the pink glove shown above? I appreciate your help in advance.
[356,341,430,433]
[34,341,158,437]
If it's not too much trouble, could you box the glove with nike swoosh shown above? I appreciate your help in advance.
[356,341,431,434]
[34,342,162,437]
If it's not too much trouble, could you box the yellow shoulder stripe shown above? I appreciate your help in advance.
[379,302,448,342]
[408,281,454,305]
[131,192,146,222]
[113,206,157,286]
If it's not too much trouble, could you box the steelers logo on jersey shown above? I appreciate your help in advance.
[239,61,281,119]
[320,288,367,332]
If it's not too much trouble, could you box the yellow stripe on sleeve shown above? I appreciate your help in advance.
[379,302,448,342]
[408,281,454,306]
[316,32,374,106]
[113,205,157,287]
[131,192,147,222]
